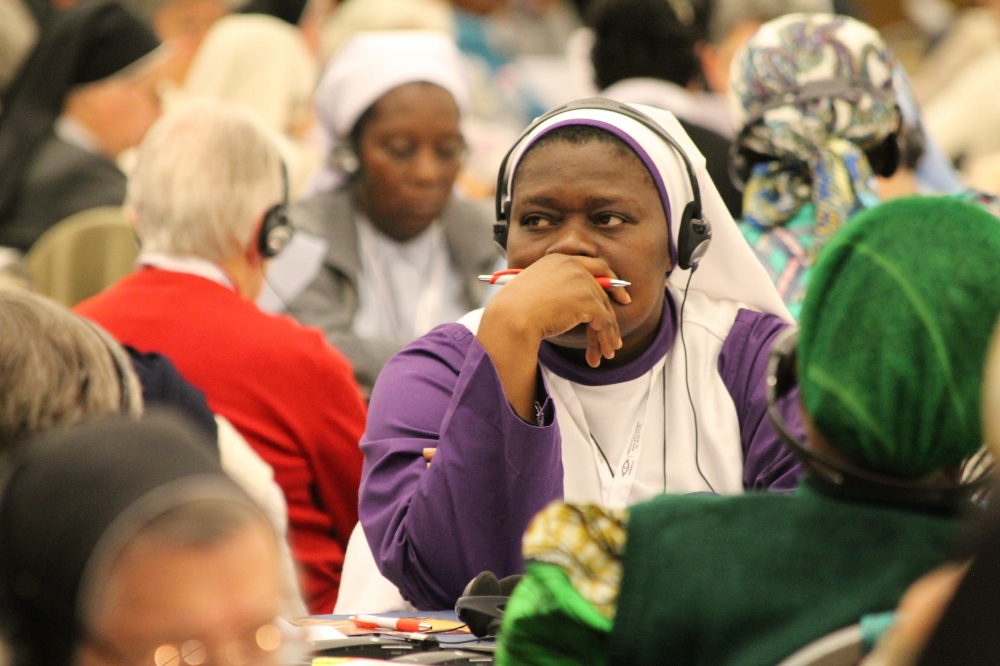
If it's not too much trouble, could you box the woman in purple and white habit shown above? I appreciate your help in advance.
[348,99,805,611]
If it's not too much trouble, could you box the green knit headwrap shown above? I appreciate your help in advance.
[798,196,1000,478]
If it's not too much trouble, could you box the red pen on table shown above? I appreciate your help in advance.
[479,268,630,289]
[351,614,432,632]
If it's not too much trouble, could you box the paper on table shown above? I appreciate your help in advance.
[305,624,348,642]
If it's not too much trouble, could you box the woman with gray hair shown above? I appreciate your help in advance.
[76,100,368,613]
[0,287,142,454]
[0,284,309,615]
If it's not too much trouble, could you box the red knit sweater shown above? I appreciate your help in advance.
[77,268,367,614]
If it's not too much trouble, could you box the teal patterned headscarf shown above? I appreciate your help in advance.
[729,13,898,255]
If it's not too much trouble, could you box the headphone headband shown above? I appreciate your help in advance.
[745,78,895,122]
[493,98,711,270]
[730,78,902,190]
[766,327,991,514]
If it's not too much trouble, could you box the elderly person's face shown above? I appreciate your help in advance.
[64,50,173,158]
[76,521,283,666]
[351,82,465,243]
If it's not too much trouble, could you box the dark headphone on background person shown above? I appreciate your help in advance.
[454,571,523,638]
[493,97,712,271]
[728,79,902,192]
[766,327,992,515]
[258,162,294,259]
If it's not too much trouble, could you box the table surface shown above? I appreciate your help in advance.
[311,611,495,649]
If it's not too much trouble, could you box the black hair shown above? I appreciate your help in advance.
[512,124,652,189]
[588,0,701,90]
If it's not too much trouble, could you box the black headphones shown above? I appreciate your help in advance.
[729,79,902,192]
[766,327,992,515]
[454,571,522,638]
[258,162,294,259]
[493,97,712,271]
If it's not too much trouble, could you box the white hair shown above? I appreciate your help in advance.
[128,100,285,263]
[708,0,833,44]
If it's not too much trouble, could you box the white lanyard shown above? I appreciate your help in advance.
[547,359,665,508]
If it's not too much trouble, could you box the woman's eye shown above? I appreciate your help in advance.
[521,215,552,228]
[595,213,626,227]
[383,140,416,159]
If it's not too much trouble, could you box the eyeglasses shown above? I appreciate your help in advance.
[83,620,309,666]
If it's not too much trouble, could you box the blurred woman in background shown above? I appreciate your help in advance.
[283,31,498,395]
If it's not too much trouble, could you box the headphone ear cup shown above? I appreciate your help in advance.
[493,222,509,253]
[497,574,522,596]
[864,132,901,179]
[463,570,500,597]
[333,143,361,177]
[676,202,712,271]
[258,205,293,259]
[728,141,751,193]
[456,571,507,638]
[461,604,502,639]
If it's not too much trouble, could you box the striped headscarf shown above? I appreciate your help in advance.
[798,196,1000,478]
[728,13,898,255]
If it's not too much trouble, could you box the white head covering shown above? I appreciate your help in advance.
[502,102,792,321]
[309,30,471,193]
[181,14,317,135]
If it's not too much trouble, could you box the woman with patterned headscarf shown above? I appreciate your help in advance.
[728,13,899,319]
[496,196,1000,666]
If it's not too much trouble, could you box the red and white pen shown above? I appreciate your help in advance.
[479,268,630,289]
[351,615,432,632]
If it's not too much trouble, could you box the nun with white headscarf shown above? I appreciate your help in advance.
[283,31,499,396]
[355,99,805,611]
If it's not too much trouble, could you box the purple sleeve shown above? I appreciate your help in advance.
[359,323,563,610]
[718,309,805,493]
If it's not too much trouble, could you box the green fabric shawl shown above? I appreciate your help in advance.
[605,483,961,666]
[497,561,612,666]
[798,195,1000,477]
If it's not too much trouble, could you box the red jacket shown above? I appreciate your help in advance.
[77,268,367,613]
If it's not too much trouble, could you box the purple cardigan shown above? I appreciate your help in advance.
[359,292,804,609]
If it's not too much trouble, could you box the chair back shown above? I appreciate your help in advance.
[777,624,864,666]
[26,206,138,307]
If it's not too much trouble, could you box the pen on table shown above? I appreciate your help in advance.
[351,615,432,632]
[478,268,630,289]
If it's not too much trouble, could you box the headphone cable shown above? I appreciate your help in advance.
[679,266,716,493]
